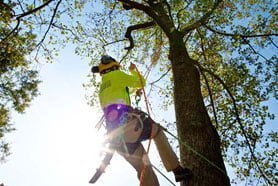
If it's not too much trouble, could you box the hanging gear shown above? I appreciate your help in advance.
[135,89,143,108]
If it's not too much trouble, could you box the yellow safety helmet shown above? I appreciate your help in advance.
[99,55,121,74]
[91,55,121,74]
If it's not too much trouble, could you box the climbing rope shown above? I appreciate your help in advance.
[152,164,176,186]
[133,65,156,186]
[160,125,228,177]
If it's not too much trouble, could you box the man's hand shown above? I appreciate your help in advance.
[136,89,143,97]
[129,63,136,71]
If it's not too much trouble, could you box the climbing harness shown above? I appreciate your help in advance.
[135,91,142,109]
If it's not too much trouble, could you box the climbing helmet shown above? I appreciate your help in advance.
[98,55,121,74]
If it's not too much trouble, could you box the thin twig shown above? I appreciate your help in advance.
[102,39,126,52]
[52,23,81,42]
[119,48,131,64]
[196,28,219,128]
[268,37,278,49]
[1,0,55,43]
[150,67,171,85]
[241,37,269,61]
[36,0,62,48]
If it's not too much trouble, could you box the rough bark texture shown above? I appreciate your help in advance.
[168,31,230,186]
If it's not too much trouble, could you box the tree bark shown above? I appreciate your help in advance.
[168,31,230,186]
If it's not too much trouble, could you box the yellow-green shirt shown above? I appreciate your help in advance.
[99,69,145,109]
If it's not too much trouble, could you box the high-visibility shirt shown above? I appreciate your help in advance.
[99,69,145,109]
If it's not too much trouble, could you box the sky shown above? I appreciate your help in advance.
[0,47,179,186]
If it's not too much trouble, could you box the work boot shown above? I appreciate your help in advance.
[173,166,192,183]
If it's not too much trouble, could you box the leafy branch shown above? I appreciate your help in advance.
[1,0,55,43]
[36,0,62,48]
[205,25,278,38]
[205,24,277,63]
[196,28,219,128]
[180,0,223,35]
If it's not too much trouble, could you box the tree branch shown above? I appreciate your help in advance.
[206,25,276,63]
[119,49,131,64]
[15,0,54,18]
[124,21,155,50]
[196,28,219,128]
[118,0,175,36]
[150,67,171,85]
[241,37,269,62]
[102,39,126,52]
[176,1,193,30]
[162,0,174,23]
[16,0,25,13]
[269,37,278,49]
[119,0,149,11]
[205,25,278,38]
[1,0,55,43]
[52,23,81,42]
[35,0,62,48]
[181,0,223,35]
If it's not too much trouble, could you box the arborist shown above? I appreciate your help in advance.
[90,55,192,185]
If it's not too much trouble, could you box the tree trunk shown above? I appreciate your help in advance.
[168,32,230,186]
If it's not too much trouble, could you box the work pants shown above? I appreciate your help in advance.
[114,122,180,186]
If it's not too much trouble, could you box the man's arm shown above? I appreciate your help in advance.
[123,63,146,89]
